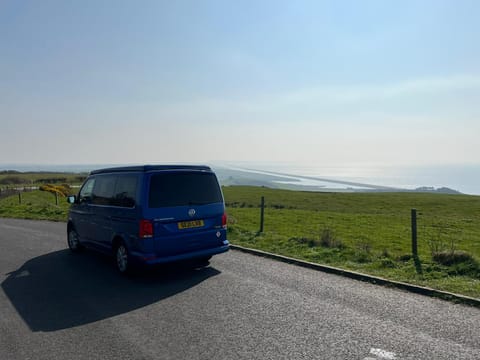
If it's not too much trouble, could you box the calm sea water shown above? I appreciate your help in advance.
[228,162,480,196]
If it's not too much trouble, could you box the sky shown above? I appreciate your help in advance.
[1,0,479,168]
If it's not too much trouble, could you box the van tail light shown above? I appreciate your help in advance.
[139,219,154,238]
[222,213,227,229]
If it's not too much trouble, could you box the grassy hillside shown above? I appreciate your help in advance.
[1,186,479,297]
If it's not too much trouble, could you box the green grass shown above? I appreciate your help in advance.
[1,186,480,298]
[224,186,480,298]
[0,190,70,222]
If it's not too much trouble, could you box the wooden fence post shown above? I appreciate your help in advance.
[259,196,265,233]
[411,208,418,257]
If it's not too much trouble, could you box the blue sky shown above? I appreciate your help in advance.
[1,0,479,167]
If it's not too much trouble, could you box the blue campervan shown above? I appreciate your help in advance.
[67,165,229,274]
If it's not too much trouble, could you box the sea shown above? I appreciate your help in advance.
[1,162,479,196]
[215,162,480,196]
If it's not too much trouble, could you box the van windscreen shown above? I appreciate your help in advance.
[148,172,223,208]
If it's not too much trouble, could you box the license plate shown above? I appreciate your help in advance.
[178,220,204,229]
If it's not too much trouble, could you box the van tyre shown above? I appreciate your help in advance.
[115,242,131,275]
[67,228,83,252]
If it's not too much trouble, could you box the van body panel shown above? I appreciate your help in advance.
[149,202,226,256]
[130,244,230,266]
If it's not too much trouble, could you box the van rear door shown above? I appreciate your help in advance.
[144,170,227,257]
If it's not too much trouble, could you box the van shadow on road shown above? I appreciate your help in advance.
[1,250,220,332]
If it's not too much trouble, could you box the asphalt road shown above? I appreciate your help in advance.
[1,218,479,360]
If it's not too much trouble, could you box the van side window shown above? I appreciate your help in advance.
[112,175,137,208]
[78,178,95,203]
[92,175,116,206]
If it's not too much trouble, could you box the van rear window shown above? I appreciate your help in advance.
[149,172,223,208]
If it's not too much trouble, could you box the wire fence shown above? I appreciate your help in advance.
[0,187,37,200]
[230,196,479,265]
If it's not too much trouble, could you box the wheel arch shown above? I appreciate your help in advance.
[111,235,126,253]
[67,220,74,233]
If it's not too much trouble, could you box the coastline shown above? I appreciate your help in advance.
[1,162,479,195]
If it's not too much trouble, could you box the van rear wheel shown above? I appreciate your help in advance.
[115,243,131,274]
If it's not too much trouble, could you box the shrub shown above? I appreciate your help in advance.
[430,250,479,277]
[432,250,475,266]
[291,237,317,248]
[354,251,372,263]
[39,184,71,197]
[379,258,396,268]
[290,228,344,249]
[398,254,412,262]
[426,222,459,256]
[227,214,237,225]
[320,228,344,249]
[354,235,372,254]
[381,248,391,258]
[448,261,480,277]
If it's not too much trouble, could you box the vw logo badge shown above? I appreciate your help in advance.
[188,209,196,217]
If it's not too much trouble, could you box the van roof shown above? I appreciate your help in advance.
[90,165,212,175]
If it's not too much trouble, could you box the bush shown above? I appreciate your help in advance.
[320,228,344,249]
[354,235,372,254]
[431,250,479,277]
[432,250,475,266]
[291,237,318,248]
[354,251,372,263]
[398,254,412,262]
[39,184,71,197]
[381,249,391,258]
[448,261,480,277]
[379,258,396,268]
[227,214,237,225]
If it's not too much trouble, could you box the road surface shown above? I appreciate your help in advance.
[1,218,479,359]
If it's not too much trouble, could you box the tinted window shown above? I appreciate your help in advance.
[149,172,223,208]
[112,175,138,208]
[92,175,116,205]
[79,178,95,203]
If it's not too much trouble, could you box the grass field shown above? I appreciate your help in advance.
[223,186,480,298]
[0,190,71,221]
[1,185,479,297]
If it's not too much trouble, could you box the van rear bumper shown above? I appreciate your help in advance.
[130,241,230,265]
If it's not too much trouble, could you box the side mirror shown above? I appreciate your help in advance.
[67,195,77,204]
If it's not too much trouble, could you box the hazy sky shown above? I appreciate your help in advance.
[1,0,479,167]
